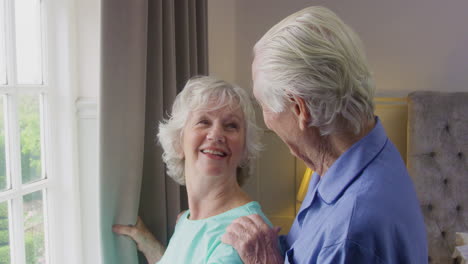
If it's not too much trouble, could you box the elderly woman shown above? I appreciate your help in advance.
[113,76,272,263]
[222,6,427,264]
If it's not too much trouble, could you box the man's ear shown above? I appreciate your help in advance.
[290,96,311,131]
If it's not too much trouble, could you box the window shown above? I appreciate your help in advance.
[0,0,51,263]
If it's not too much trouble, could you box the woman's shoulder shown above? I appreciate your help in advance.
[206,242,243,264]
[219,201,273,227]
[218,201,261,219]
[244,201,273,227]
[204,202,272,262]
[172,210,190,230]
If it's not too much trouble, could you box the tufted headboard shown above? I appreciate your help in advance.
[407,91,468,264]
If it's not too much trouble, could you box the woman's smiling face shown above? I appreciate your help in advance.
[181,104,246,177]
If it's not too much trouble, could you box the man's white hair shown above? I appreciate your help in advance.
[158,76,262,185]
[254,6,375,135]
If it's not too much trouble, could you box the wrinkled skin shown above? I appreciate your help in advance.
[221,214,284,264]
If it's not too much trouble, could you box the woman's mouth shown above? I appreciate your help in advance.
[200,149,227,157]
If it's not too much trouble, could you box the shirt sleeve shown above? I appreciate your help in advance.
[206,243,243,264]
[317,240,383,264]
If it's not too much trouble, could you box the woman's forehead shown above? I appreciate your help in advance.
[191,105,244,119]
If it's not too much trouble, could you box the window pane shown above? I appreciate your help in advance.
[0,97,7,191]
[0,201,11,263]
[0,0,7,85]
[23,190,45,264]
[14,0,43,84]
[19,95,42,184]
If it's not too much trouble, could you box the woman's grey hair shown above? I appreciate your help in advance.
[158,76,262,186]
[253,6,375,136]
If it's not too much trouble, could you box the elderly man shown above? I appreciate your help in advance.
[222,6,428,264]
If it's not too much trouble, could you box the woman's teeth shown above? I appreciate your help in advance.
[201,149,227,157]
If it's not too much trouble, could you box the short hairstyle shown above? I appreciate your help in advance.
[254,6,375,135]
[158,76,262,186]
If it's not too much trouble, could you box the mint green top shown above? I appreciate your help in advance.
[157,201,272,264]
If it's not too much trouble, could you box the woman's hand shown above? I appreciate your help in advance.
[221,214,283,264]
[113,216,165,263]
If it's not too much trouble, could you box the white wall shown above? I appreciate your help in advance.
[209,0,468,96]
[207,0,236,84]
[76,0,100,98]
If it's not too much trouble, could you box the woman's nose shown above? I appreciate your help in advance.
[207,126,226,143]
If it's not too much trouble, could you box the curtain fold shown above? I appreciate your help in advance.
[100,0,207,263]
[99,0,148,263]
[140,0,208,256]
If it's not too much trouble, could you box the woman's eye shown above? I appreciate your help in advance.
[197,120,209,125]
[226,123,238,129]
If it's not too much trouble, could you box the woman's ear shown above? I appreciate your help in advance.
[178,151,185,159]
[176,130,186,159]
[240,150,249,168]
[175,142,185,159]
[290,96,311,131]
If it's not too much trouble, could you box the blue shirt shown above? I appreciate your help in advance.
[284,118,428,263]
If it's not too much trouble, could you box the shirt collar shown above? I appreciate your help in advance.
[315,117,388,204]
[299,171,321,213]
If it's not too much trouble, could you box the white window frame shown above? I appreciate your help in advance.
[0,0,82,263]
[43,0,83,263]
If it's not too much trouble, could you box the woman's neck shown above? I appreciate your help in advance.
[184,171,251,220]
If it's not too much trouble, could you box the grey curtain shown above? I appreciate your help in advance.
[139,0,208,252]
[99,0,207,263]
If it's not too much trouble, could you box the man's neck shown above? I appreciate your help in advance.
[304,119,376,177]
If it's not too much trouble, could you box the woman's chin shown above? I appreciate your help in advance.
[197,165,235,178]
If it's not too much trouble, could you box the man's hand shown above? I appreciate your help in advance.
[113,216,165,263]
[222,214,283,264]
